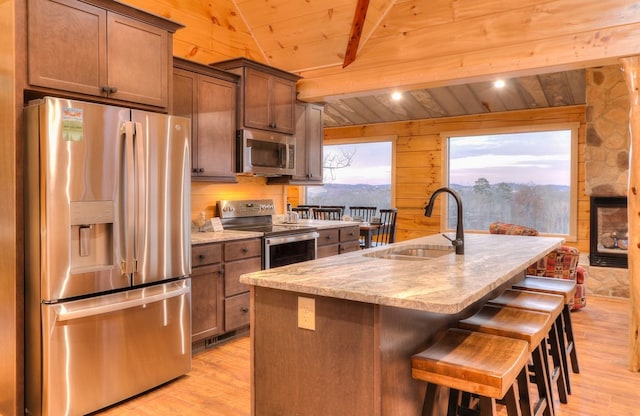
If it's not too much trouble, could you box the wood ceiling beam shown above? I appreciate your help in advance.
[296,23,640,102]
[343,0,370,68]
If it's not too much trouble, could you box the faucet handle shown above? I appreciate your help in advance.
[442,233,463,247]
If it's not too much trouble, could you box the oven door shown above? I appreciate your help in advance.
[264,231,319,269]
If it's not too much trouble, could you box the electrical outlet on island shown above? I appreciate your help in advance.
[298,296,315,330]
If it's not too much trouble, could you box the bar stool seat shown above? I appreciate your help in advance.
[412,328,530,416]
[513,277,580,385]
[459,305,555,416]
[488,289,569,404]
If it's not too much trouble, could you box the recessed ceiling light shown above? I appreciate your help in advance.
[494,79,506,88]
[391,91,402,101]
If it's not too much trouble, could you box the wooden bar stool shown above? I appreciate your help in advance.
[411,328,530,416]
[512,276,580,393]
[488,289,569,404]
[459,305,556,416]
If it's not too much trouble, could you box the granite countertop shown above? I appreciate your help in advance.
[190,218,358,244]
[239,233,564,314]
[191,230,263,245]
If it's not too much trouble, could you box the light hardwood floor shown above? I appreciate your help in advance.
[94,296,640,416]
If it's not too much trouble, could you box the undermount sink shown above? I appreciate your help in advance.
[363,244,454,261]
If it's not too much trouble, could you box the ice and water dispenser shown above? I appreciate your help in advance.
[70,201,114,272]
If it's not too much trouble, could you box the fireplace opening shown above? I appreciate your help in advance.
[590,196,628,268]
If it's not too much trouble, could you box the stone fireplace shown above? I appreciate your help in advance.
[584,66,630,298]
[589,196,628,268]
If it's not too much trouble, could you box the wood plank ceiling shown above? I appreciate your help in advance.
[321,69,586,127]
[121,0,630,127]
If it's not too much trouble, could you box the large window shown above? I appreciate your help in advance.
[305,140,393,210]
[445,125,578,238]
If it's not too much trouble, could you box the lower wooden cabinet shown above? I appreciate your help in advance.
[317,225,360,258]
[191,238,261,345]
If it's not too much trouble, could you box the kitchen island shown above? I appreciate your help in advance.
[239,233,563,416]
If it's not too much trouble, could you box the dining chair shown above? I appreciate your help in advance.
[349,206,377,222]
[372,208,397,246]
[320,205,345,217]
[291,207,311,219]
[312,207,343,221]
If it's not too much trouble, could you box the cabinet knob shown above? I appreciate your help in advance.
[240,307,249,313]
[242,247,249,253]
[199,168,204,173]
[198,254,205,260]
[101,85,110,93]
[109,86,118,94]
[192,168,198,173]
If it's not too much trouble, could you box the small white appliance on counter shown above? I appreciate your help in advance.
[24,97,192,416]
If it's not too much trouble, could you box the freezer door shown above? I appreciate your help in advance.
[34,279,191,416]
[130,110,191,285]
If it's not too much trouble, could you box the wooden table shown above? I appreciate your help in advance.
[359,223,380,248]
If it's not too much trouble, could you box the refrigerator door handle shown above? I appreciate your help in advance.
[132,121,145,275]
[122,121,136,276]
[54,285,190,322]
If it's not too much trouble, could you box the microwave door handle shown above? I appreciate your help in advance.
[282,143,288,169]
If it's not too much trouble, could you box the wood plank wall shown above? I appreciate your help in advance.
[323,106,589,252]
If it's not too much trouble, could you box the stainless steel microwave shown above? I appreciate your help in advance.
[237,129,296,176]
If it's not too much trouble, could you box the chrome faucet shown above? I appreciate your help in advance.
[424,187,464,254]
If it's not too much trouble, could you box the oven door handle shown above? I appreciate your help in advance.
[264,231,319,246]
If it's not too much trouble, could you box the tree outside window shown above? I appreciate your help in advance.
[446,127,577,237]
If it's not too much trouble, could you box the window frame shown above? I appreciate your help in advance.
[303,135,397,206]
[441,123,579,241]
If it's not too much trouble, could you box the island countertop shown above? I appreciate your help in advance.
[239,232,563,314]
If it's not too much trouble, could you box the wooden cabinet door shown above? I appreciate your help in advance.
[196,75,237,179]
[304,103,324,182]
[190,264,223,342]
[244,68,271,130]
[28,0,107,96]
[107,12,168,107]
[172,68,198,175]
[271,77,296,134]
[292,103,308,180]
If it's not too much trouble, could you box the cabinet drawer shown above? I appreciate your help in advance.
[317,244,339,259]
[317,229,339,246]
[340,225,360,242]
[192,243,222,267]
[340,240,361,254]
[224,257,262,297]
[224,239,262,262]
[225,292,250,331]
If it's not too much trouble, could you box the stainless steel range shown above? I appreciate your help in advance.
[217,199,319,269]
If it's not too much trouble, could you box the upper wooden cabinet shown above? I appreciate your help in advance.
[27,0,183,109]
[173,58,239,182]
[211,58,301,135]
[268,102,324,185]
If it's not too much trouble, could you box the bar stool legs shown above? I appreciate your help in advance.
[512,276,581,394]
[412,328,531,416]
[459,305,556,416]
[488,289,569,404]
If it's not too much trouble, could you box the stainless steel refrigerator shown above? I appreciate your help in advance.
[24,97,192,416]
